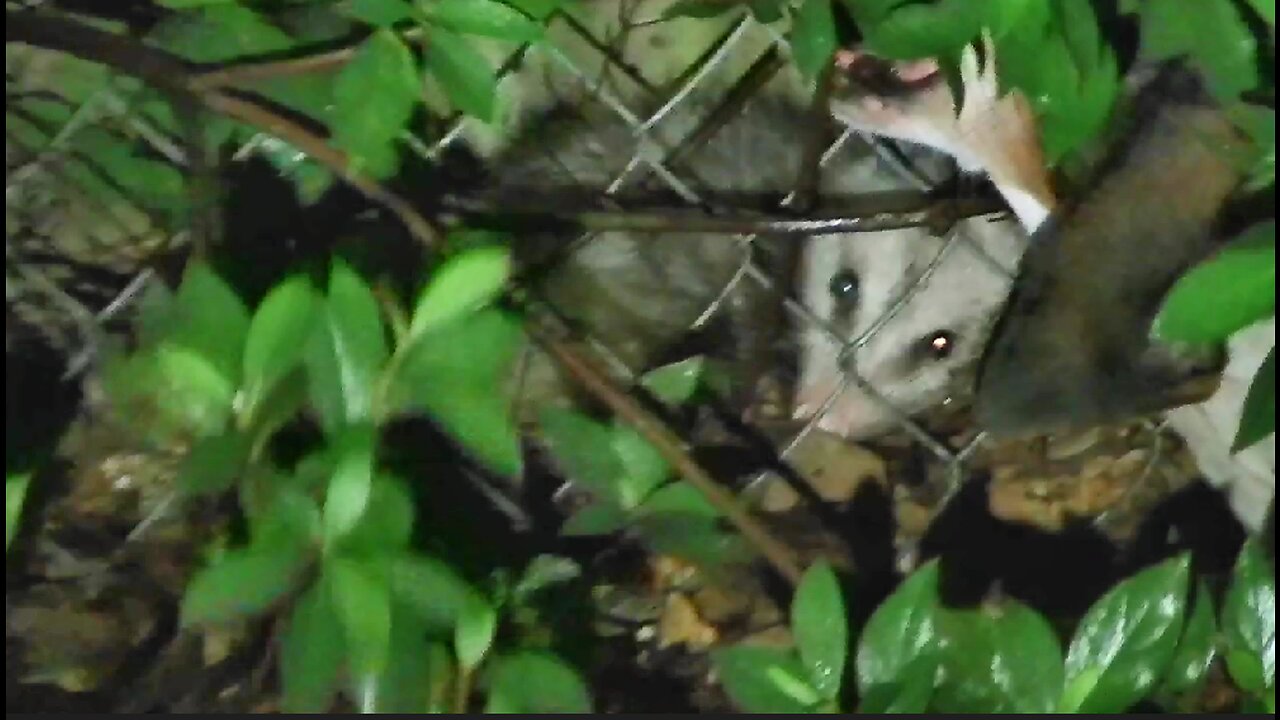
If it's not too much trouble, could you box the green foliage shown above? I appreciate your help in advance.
[330,30,421,179]
[1222,539,1276,701]
[6,471,33,553]
[791,561,847,700]
[1153,222,1275,345]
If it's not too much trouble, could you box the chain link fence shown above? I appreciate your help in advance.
[5,1,1181,521]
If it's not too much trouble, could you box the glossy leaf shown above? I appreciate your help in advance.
[790,0,837,81]
[6,472,32,553]
[857,0,984,60]
[1132,0,1260,103]
[1158,581,1219,703]
[712,645,816,713]
[410,245,512,339]
[539,409,626,507]
[512,555,581,603]
[1234,345,1276,452]
[424,26,498,121]
[177,431,251,495]
[485,651,592,712]
[332,474,416,555]
[933,601,1064,713]
[147,4,293,62]
[455,597,497,671]
[280,582,346,713]
[180,546,308,626]
[398,309,524,476]
[424,0,544,41]
[640,356,705,406]
[242,275,321,409]
[792,561,848,700]
[154,343,237,432]
[392,552,483,630]
[330,30,420,179]
[560,501,629,536]
[638,482,721,520]
[503,0,566,20]
[1222,539,1276,694]
[347,0,415,26]
[168,262,250,385]
[328,556,394,675]
[1153,222,1276,344]
[348,607,448,712]
[855,656,935,713]
[324,261,390,423]
[323,424,378,546]
[252,483,323,554]
[856,559,943,696]
[610,425,668,510]
[1060,554,1190,713]
[636,513,751,568]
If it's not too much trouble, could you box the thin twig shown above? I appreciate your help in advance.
[528,321,806,586]
[7,9,441,250]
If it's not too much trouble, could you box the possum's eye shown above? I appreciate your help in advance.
[916,330,956,361]
[828,270,859,304]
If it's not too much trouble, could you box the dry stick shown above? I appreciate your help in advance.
[6,9,441,249]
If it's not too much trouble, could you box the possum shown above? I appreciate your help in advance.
[441,2,1034,433]
[824,40,1275,530]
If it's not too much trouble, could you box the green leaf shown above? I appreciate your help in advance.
[410,245,512,339]
[1243,0,1275,25]
[347,0,416,26]
[455,597,497,671]
[323,424,378,546]
[712,645,816,713]
[147,4,294,62]
[640,356,705,406]
[424,0,545,41]
[177,431,251,495]
[790,0,837,81]
[1158,581,1219,703]
[635,513,751,568]
[485,651,592,712]
[1061,554,1191,713]
[1133,0,1260,103]
[328,556,394,675]
[348,607,449,712]
[332,474,416,555]
[856,559,943,696]
[560,501,629,536]
[392,553,484,630]
[154,343,237,432]
[1222,539,1276,694]
[243,275,321,410]
[168,263,251,385]
[538,408,626,507]
[1153,222,1276,344]
[424,26,498,121]
[512,555,581,603]
[610,425,669,510]
[252,484,323,554]
[330,30,420,179]
[247,368,309,441]
[502,0,566,21]
[792,561,848,700]
[661,0,739,19]
[1234,345,1276,452]
[6,472,33,553]
[67,127,187,217]
[181,546,308,626]
[858,0,984,60]
[638,482,721,520]
[855,656,935,713]
[322,261,390,423]
[933,601,1064,713]
[280,582,346,713]
[398,309,524,476]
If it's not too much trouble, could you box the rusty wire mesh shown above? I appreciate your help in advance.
[5,3,1180,517]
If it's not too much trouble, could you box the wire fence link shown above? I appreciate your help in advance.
[5,4,1178,505]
